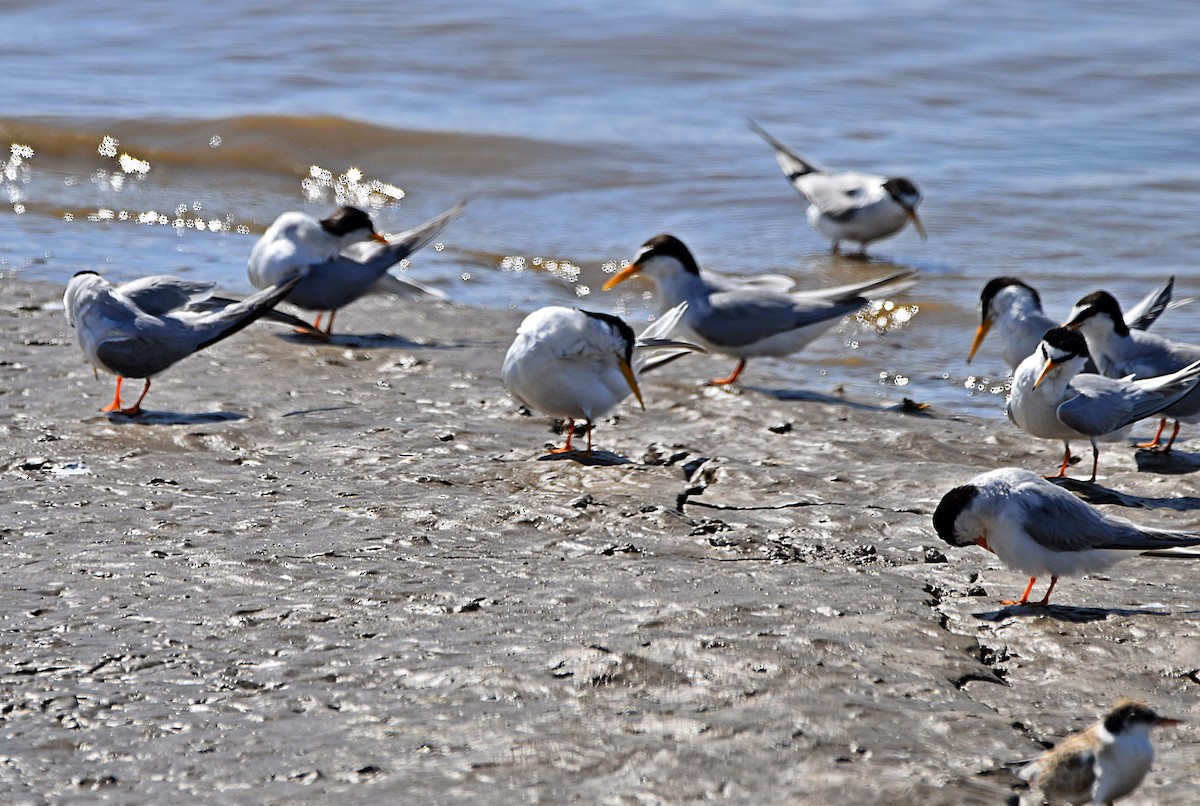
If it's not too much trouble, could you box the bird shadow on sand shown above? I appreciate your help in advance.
[274,331,480,350]
[1132,447,1200,476]
[747,386,890,412]
[1049,477,1200,512]
[972,603,1190,624]
[748,386,939,417]
[536,449,634,466]
[99,410,246,426]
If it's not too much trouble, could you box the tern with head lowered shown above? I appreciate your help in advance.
[64,270,301,415]
[1020,698,1181,805]
[1006,327,1200,482]
[502,303,701,454]
[969,276,1179,371]
[603,234,917,386]
[748,121,925,255]
[1066,289,1200,450]
[248,201,464,337]
[933,467,1200,607]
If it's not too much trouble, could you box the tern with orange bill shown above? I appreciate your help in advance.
[1066,289,1200,451]
[603,234,916,386]
[1005,327,1200,481]
[968,276,1180,370]
[501,303,700,454]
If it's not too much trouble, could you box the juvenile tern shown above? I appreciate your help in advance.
[501,304,700,453]
[1019,698,1181,805]
[602,233,917,385]
[969,276,1178,370]
[932,467,1200,606]
[247,201,464,337]
[1066,290,1200,450]
[64,270,301,415]
[747,120,925,254]
[1006,327,1200,481]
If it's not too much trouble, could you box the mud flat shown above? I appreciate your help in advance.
[2,278,1197,804]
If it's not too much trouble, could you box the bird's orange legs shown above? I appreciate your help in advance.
[1002,576,1058,607]
[99,376,150,416]
[548,419,594,455]
[711,359,747,386]
[295,311,334,339]
[1138,418,1181,452]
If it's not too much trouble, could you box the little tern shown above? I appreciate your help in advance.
[603,233,917,385]
[248,201,464,337]
[933,467,1200,607]
[64,270,301,415]
[748,120,925,254]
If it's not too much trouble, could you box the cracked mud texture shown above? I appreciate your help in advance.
[2,278,1198,804]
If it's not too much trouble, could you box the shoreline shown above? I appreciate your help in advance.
[3,276,1197,804]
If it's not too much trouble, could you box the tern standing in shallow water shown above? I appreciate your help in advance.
[501,304,700,454]
[1005,327,1200,481]
[1066,289,1200,451]
[968,276,1178,371]
[932,467,1200,607]
[1020,699,1181,805]
[747,121,925,255]
[64,270,301,415]
[247,201,464,337]
[603,234,916,386]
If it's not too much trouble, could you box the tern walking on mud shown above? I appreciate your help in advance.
[933,467,1200,607]
[603,234,916,386]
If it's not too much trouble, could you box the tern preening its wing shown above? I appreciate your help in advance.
[248,201,465,337]
[64,270,301,415]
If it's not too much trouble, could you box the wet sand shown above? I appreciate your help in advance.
[3,278,1198,805]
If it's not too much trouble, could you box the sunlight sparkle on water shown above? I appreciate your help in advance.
[302,164,405,210]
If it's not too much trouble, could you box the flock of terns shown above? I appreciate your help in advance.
[58,123,1196,803]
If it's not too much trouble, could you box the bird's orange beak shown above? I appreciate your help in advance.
[371,232,389,244]
[974,537,994,553]
[1157,717,1184,727]
[617,356,644,410]
[967,318,992,363]
[907,209,927,241]
[602,262,641,291]
[1032,357,1059,390]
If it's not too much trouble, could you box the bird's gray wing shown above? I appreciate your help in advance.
[368,272,448,300]
[118,276,216,316]
[295,200,465,311]
[791,269,919,303]
[1022,483,1200,552]
[190,274,303,351]
[96,274,302,378]
[696,289,864,348]
[201,295,320,331]
[1124,277,1173,331]
[1055,376,1143,435]
[341,200,466,268]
